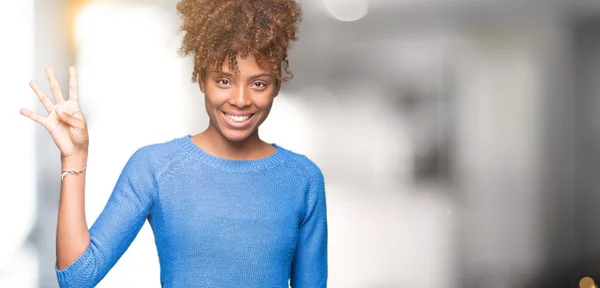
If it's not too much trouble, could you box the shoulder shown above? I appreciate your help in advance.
[123,136,187,180]
[277,147,327,213]
[277,146,324,185]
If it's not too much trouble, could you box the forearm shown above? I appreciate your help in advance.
[291,166,328,287]
[56,151,90,270]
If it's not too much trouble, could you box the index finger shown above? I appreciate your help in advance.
[29,80,54,112]
[68,66,78,101]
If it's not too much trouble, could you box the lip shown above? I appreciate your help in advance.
[221,111,255,129]
[223,111,254,116]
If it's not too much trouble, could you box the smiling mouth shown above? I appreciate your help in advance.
[223,112,255,123]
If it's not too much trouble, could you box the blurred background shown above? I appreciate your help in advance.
[2,0,600,287]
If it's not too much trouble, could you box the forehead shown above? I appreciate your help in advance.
[217,54,274,76]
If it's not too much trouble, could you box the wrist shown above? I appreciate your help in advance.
[61,150,88,169]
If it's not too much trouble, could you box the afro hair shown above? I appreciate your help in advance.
[176,0,302,82]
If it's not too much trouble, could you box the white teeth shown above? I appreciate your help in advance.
[225,114,251,122]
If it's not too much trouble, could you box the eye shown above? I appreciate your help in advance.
[252,81,268,88]
[216,79,231,86]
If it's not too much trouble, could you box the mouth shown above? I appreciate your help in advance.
[221,111,255,128]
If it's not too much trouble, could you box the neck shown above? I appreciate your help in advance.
[191,123,272,161]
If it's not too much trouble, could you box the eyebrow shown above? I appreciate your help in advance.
[213,71,273,80]
[249,73,274,80]
[213,71,235,77]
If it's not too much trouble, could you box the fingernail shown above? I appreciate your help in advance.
[56,108,64,116]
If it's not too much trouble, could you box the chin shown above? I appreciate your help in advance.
[221,129,253,142]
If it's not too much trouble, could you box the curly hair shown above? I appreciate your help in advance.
[176,0,302,83]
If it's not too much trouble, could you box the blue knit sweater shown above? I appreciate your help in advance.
[55,135,328,287]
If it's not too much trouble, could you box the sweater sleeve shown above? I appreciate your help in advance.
[55,147,158,288]
[290,165,328,288]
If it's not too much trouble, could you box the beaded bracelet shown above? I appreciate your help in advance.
[60,166,87,181]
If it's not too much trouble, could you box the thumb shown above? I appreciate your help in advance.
[55,108,85,130]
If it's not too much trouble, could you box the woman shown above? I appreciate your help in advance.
[20,0,328,287]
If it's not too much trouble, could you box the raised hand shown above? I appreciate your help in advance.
[20,67,89,159]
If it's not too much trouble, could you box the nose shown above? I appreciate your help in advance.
[228,85,251,108]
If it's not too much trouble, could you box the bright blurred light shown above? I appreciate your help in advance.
[0,0,36,286]
[322,0,369,22]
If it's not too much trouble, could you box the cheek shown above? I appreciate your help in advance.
[204,89,228,108]
[254,94,275,112]
[204,96,219,109]
[204,96,225,122]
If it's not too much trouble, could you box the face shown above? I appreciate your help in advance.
[200,54,280,142]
